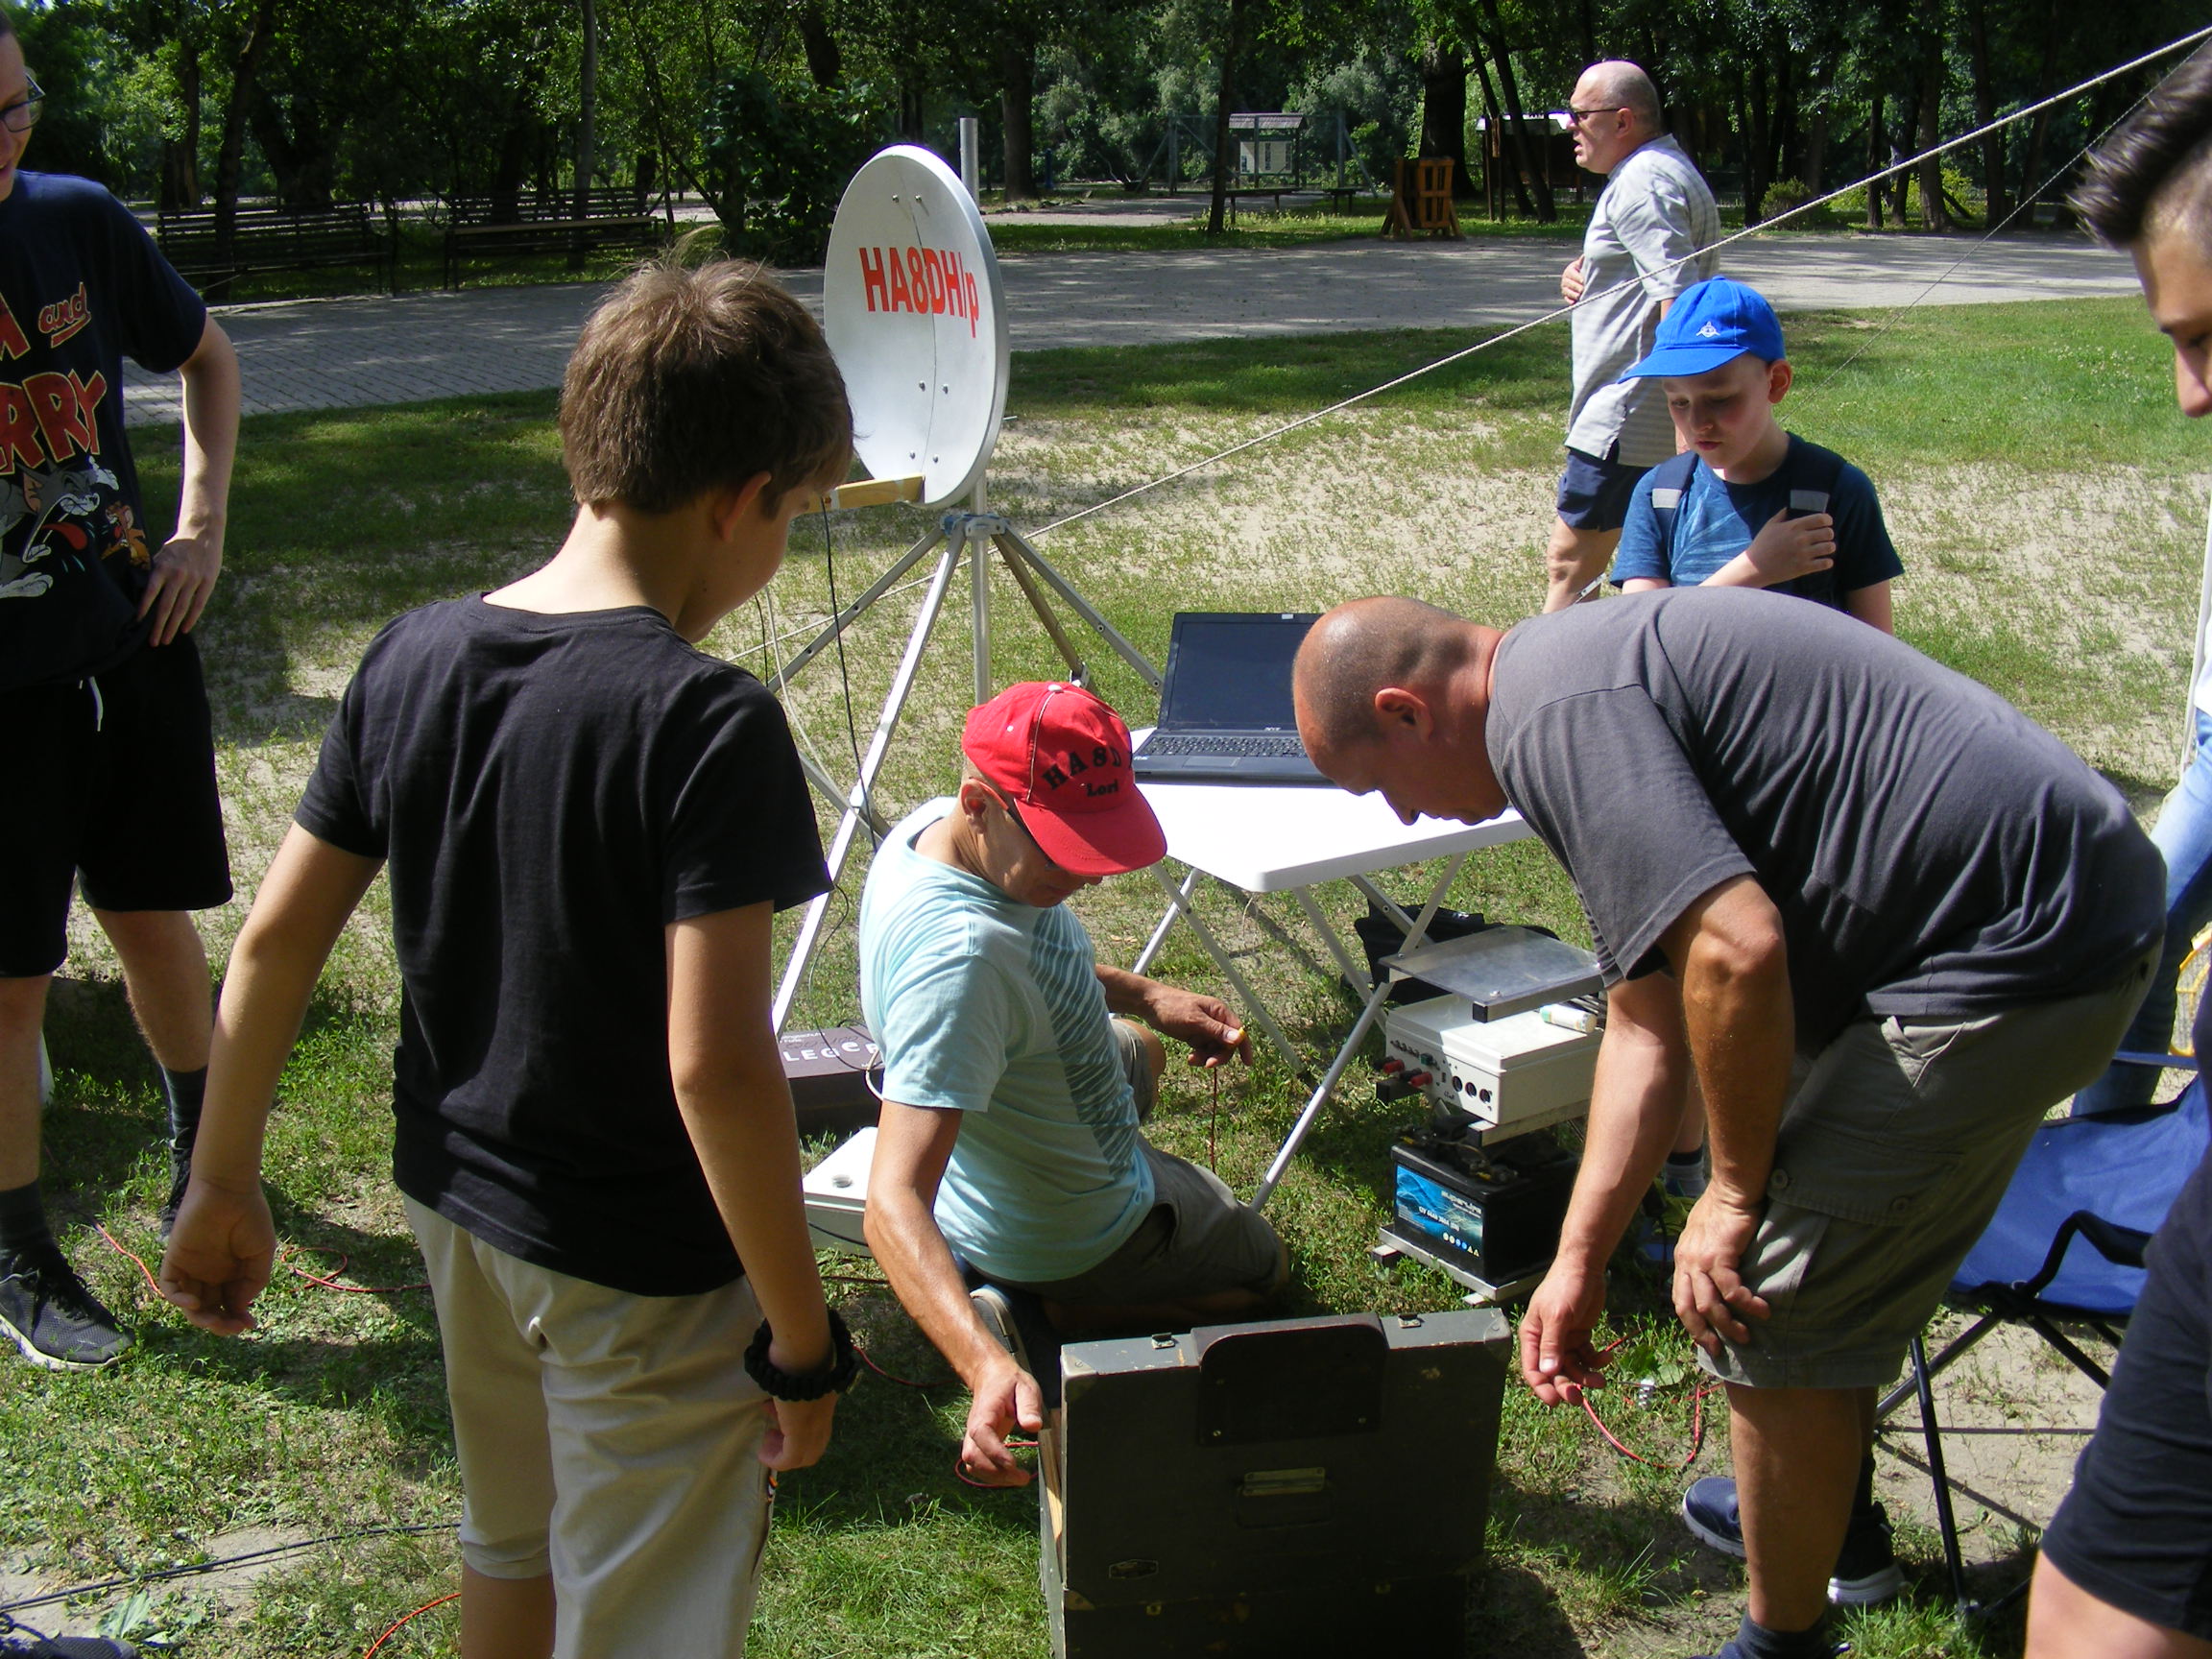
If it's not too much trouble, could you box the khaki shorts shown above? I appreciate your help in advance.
[406,1198,775,1659]
[1704,951,2155,1391]
[996,1022,1284,1305]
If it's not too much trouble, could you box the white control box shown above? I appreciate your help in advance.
[801,1126,877,1256]
[1382,995,1600,1136]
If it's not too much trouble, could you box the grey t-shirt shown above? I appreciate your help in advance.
[1488,588,2162,1050]
[1566,134,1721,468]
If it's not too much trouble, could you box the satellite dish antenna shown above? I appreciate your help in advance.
[824,145,1009,505]
[767,141,1163,1029]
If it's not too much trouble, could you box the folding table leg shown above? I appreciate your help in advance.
[1289,886,1371,993]
[1143,865,1301,1072]
[1132,868,1199,976]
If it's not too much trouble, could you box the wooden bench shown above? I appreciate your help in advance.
[156,203,397,294]
[442,188,667,286]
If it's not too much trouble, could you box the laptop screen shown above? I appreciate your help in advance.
[1158,613,1320,733]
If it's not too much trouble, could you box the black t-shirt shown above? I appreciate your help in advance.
[0,172,207,691]
[1489,587,2164,1051]
[298,599,831,1295]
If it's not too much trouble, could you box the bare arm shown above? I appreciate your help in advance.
[1661,875,1794,1354]
[1094,964,1250,1067]
[1621,577,1671,594]
[160,825,383,1332]
[665,902,836,1471]
[863,1100,1042,1486]
[1519,967,1694,1403]
[142,318,239,646]
[1842,580,1894,634]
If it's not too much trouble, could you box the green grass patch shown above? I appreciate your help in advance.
[23,288,2202,1654]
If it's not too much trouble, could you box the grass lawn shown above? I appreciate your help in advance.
[11,293,2206,1655]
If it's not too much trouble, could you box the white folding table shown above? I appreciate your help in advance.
[1127,770,1532,1208]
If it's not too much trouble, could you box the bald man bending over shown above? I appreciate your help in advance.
[1548,60,1719,613]
[1294,589,2160,1659]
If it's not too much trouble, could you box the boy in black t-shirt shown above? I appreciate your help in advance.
[159,260,854,1658]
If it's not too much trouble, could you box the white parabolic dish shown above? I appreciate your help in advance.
[823,146,1011,506]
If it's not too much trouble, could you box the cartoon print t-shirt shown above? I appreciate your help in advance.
[0,171,206,691]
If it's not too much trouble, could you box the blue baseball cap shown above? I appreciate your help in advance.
[1619,276,1786,379]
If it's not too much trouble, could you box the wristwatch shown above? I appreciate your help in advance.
[744,1310,860,1401]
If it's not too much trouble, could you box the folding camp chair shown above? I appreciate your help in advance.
[1875,1060,2210,1618]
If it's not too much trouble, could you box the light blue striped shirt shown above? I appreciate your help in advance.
[858,803,1154,1283]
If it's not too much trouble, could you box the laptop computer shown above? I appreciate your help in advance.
[1132,612,1328,784]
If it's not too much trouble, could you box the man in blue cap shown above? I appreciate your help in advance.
[1608,276,1903,632]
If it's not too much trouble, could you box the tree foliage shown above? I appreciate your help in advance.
[2,0,2204,236]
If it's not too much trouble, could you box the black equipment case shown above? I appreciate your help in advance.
[1039,1309,1510,1656]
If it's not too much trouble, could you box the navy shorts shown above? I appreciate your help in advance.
[1554,443,1648,533]
[1,635,232,977]
[2039,1147,2212,1642]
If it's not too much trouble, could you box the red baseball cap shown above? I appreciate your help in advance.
[961,682,1166,878]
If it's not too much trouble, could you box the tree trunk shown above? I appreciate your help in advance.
[1965,0,2007,226]
[160,36,202,211]
[212,0,280,297]
[576,0,596,213]
[1470,47,1529,219]
[1739,66,1767,226]
[1916,51,1950,229]
[1205,0,1248,235]
[1419,40,1472,198]
[249,90,335,210]
[1478,0,1552,221]
[2021,0,2060,221]
[797,1,842,88]
[1866,95,1885,229]
[1001,36,1037,200]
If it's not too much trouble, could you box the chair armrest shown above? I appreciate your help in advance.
[2022,1210,2154,1296]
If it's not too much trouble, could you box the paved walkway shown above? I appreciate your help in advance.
[122,230,2140,427]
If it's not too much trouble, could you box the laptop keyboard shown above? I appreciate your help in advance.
[1145,733,1308,757]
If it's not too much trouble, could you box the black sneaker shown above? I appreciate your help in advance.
[1681,1476,1903,1605]
[0,1617,139,1654]
[0,1240,132,1371]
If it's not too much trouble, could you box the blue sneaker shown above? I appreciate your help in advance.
[1681,1476,1903,1605]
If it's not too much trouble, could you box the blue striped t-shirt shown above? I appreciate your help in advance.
[857,803,1154,1283]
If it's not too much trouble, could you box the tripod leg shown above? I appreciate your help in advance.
[994,538,1091,684]
[994,529,1161,687]
[771,523,948,694]
[774,537,967,1030]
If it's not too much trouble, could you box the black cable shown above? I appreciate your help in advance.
[0,1520,454,1615]
[817,504,873,847]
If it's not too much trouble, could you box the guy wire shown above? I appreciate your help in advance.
[1023,21,2212,544]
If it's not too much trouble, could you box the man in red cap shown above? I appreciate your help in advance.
[859,681,1287,1487]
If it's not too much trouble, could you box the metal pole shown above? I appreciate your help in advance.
[958,116,981,204]
[996,527,1162,688]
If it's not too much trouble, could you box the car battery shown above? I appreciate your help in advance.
[1387,1132,1579,1287]
[1382,995,1599,1135]
[1040,1309,1508,1656]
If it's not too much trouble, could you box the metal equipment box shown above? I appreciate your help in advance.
[1040,1309,1509,1655]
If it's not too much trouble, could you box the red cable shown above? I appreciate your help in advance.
[361,1590,459,1657]
[1580,1379,1713,1470]
[94,1223,161,1298]
[281,1244,429,1295]
[855,1343,948,1390]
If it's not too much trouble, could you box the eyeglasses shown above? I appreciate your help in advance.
[1,78,44,134]
[1567,105,1623,126]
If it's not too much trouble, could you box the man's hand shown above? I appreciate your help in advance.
[157,1177,276,1335]
[138,530,223,645]
[1518,1258,1609,1405]
[759,1392,837,1471]
[960,1352,1046,1486]
[1671,1187,1770,1354]
[1142,986,1251,1068]
[1560,255,1587,304]
[1729,509,1836,588]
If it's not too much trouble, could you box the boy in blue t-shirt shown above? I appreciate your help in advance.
[1610,276,1903,633]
